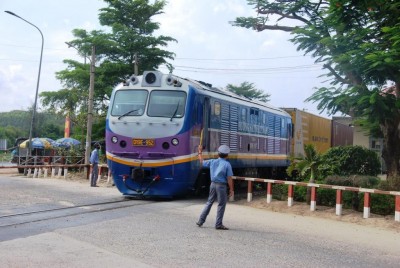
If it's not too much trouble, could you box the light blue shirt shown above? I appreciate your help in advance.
[202,158,233,183]
[90,149,99,164]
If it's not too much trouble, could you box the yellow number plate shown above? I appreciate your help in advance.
[132,139,155,147]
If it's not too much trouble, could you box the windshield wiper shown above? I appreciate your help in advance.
[170,101,180,121]
[118,109,140,120]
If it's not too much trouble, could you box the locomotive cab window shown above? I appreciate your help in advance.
[250,108,259,124]
[148,90,186,118]
[262,113,267,125]
[111,90,148,116]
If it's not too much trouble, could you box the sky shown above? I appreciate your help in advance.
[0,0,330,117]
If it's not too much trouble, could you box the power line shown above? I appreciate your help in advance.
[172,64,322,72]
[0,43,66,51]
[170,68,323,75]
[0,43,306,61]
[0,42,322,74]
[175,55,304,61]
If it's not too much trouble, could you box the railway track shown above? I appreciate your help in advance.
[0,198,153,228]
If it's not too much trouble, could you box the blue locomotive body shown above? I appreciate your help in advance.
[106,71,292,197]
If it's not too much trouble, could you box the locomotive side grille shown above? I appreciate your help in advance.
[268,115,275,154]
[221,104,230,148]
[274,117,281,154]
[221,103,229,120]
[220,104,238,152]
[229,106,238,152]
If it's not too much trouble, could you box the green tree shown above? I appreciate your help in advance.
[232,1,400,186]
[320,146,381,178]
[40,0,176,141]
[287,144,321,183]
[287,144,322,203]
[226,81,270,102]
[0,110,64,147]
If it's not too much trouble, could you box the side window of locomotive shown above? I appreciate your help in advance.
[211,101,221,128]
[111,90,148,116]
[241,108,247,122]
[148,90,186,118]
[250,108,259,125]
[214,101,221,116]
[281,118,287,138]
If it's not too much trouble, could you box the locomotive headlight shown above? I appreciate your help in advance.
[111,136,118,144]
[145,72,156,84]
[171,138,179,146]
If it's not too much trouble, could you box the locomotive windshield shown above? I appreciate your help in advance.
[111,90,148,117]
[148,90,186,118]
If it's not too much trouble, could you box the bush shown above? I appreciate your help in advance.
[320,146,381,177]
[293,186,307,202]
[316,188,336,206]
[324,175,380,188]
[370,194,395,215]
[272,184,286,200]
[379,178,400,191]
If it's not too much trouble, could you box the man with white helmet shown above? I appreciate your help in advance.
[196,144,234,230]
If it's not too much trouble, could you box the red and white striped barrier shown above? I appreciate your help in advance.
[310,186,317,211]
[266,182,272,203]
[232,176,400,222]
[335,189,343,216]
[287,183,294,207]
[247,180,253,202]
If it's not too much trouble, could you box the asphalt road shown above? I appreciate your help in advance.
[0,174,399,268]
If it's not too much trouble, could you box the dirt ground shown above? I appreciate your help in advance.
[1,167,399,231]
[234,197,400,232]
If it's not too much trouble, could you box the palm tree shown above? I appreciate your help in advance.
[287,144,322,203]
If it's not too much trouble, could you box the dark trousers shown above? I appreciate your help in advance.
[198,182,228,227]
[90,163,98,186]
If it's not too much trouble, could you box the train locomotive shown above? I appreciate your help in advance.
[106,71,292,198]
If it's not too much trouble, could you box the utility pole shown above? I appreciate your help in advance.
[134,53,138,75]
[85,45,96,175]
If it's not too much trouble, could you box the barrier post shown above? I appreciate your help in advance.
[44,168,48,178]
[107,169,112,185]
[27,168,32,177]
[229,180,235,202]
[57,167,62,177]
[336,189,343,216]
[64,168,68,179]
[97,165,102,182]
[247,181,253,202]
[310,186,317,211]
[266,182,272,203]
[33,168,38,178]
[395,196,400,222]
[363,192,371,219]
[51,168,56,178]
[288,184,294,207]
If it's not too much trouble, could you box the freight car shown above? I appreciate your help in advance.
[283,108,353,157]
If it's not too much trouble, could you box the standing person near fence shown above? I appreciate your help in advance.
[196,144,234,230]
[90,143,100,187]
